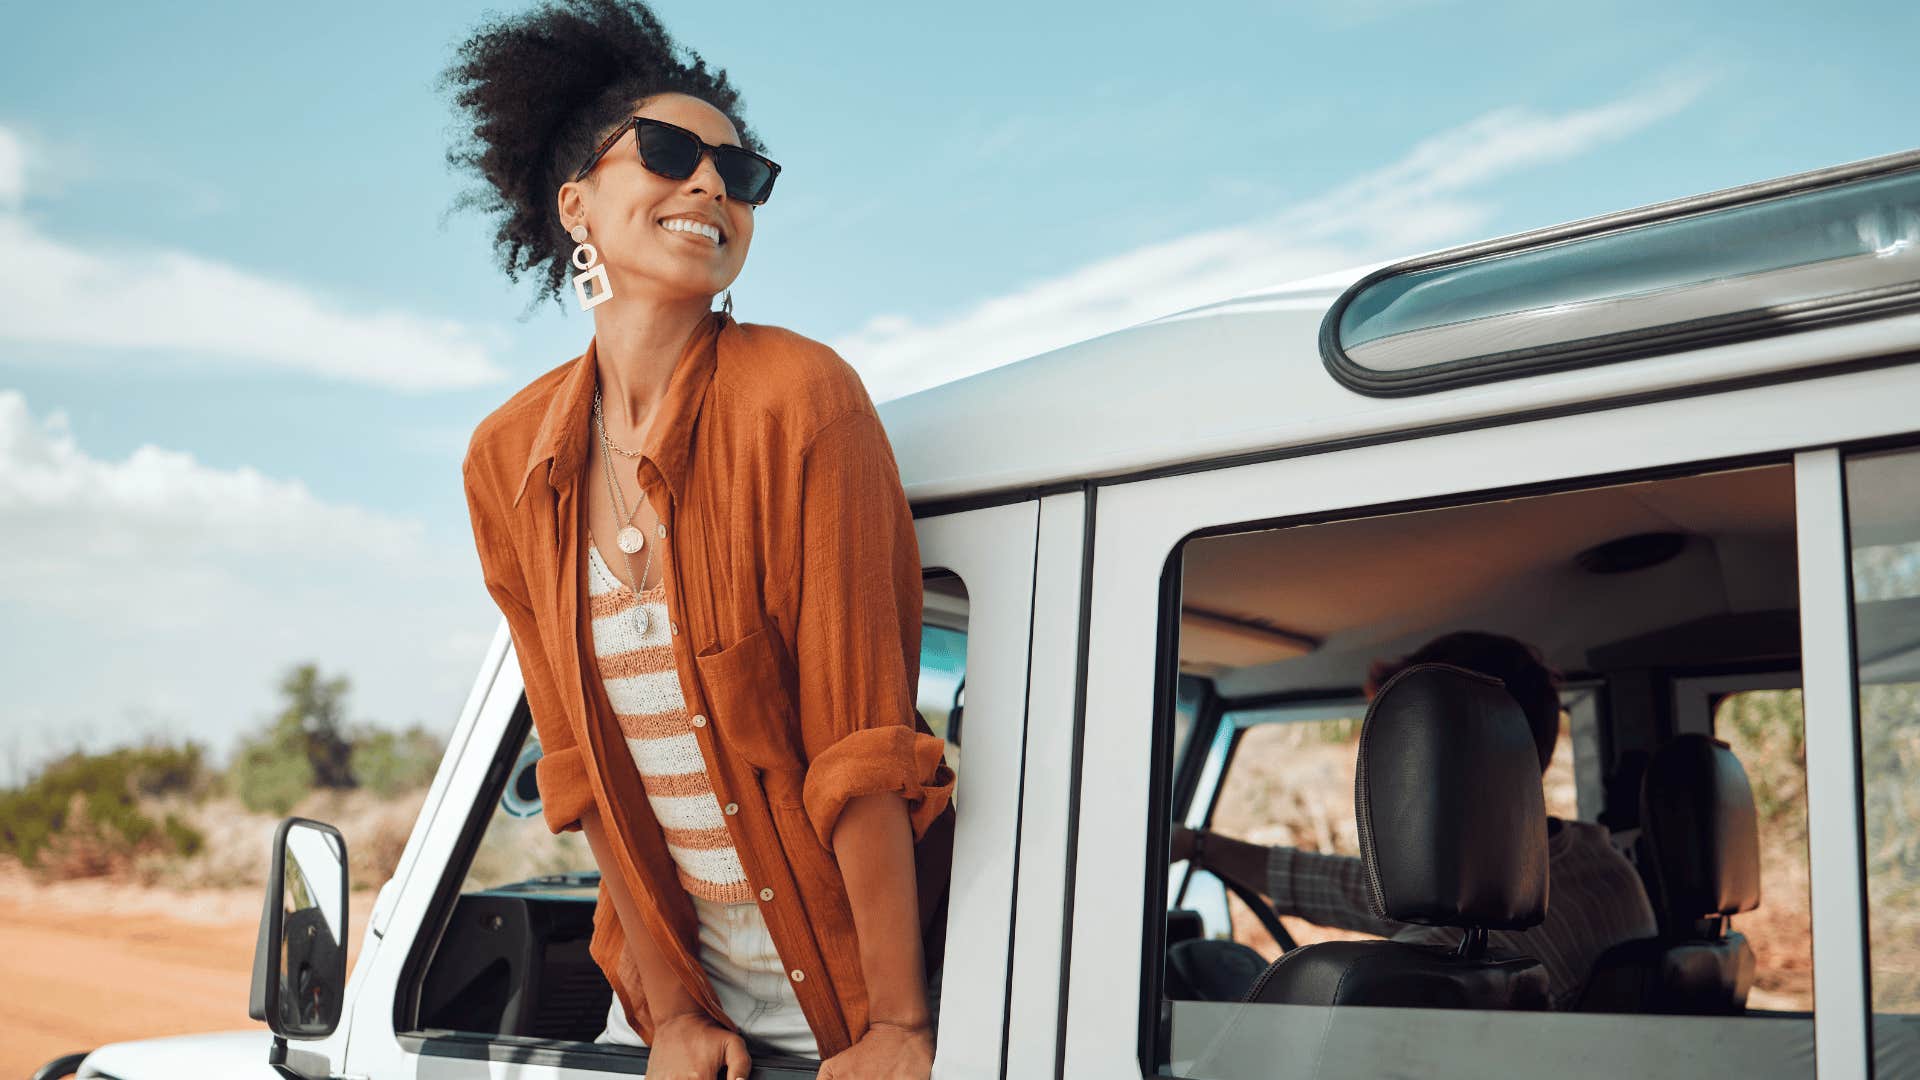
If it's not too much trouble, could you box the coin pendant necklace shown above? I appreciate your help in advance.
[593,387,654,635]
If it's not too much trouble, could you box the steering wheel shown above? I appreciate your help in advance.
[1162,860,1300,1003]
[1214,869,1300,954]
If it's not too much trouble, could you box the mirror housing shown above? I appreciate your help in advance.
[248,816,349,1040]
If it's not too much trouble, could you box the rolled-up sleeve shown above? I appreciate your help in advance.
[462,448,595,835]
[793,410,955,854]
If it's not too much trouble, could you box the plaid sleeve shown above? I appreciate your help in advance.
[1264,846,1408,938]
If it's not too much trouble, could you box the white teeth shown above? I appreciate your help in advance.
[660,217,722,244]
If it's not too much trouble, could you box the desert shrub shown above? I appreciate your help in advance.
[1716,688,1809,844]
[1861,681,1920,1010]
[228,662,365,813]
[229,728,316,815]
[0,742,208,874]
[350,723,446,797]
[161,811,205,857]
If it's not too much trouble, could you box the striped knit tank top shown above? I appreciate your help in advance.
[585,540,754,904]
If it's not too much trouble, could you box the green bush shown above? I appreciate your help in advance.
[122,740,214,797]
[350,723,446,797]
[226,662,361,813]
[161,812,205,857]
[229,726,316,815]
[0,741,210,871]
[1716,688,1809,842]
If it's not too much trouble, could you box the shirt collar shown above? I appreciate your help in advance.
[514,309,729,509]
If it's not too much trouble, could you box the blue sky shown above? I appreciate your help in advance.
[1,0,1914,780]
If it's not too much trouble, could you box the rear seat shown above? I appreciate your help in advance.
[1578,734,1761,1014]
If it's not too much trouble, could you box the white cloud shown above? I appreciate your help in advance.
[0,384,428,588]
[0,127,24,211]
[836,74,1711,403]
[0,390,495,773]
[0,123,508,391]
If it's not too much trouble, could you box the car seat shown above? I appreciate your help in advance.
[1577,733,1760,1014]
[1241,663,1552,1010]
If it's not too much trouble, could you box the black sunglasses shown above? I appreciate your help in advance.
[572,116,781,205]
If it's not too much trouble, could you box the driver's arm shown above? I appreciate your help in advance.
[1180,828,1407,938]
[1265,845,1405,937]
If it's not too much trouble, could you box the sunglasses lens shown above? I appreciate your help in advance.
[635,123,700,178]
[713,149,775,204]
[631,121,776,204]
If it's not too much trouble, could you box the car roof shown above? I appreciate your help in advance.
[878,150,1920,506]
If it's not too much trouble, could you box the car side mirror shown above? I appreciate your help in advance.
[248,817,349,1042]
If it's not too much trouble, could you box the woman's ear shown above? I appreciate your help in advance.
[557,179,589,234]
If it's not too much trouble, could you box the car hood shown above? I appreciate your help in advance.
[78,1029,276,1078]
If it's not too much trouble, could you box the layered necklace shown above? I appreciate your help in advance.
[592,386,654,635]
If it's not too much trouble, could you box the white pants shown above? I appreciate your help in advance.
[595,894,820,1058]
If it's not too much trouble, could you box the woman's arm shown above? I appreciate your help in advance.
[462,450,596,835]
[784,408,951,1079]
[579,805,704,1025]
[581,804,752,1080]
[818,791,935,1079]
[832,792,931,1029]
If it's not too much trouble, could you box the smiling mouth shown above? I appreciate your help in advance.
[659,217,725,246]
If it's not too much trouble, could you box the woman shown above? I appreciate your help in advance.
[442,3,957,1078]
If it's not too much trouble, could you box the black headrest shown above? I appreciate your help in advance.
[1640,734,1761,921]
[1356,663,1548,929]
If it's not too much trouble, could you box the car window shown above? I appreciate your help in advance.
[1171,676,1206,773]
[1844,444,1920,1075]
[1210,713,1371,958]
[460,721,599,896]
[1712,689,1813,1011]
[1154,461,1816,1079]
[921,569,970,782]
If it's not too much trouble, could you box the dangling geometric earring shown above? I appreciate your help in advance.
[570,223,612,311]
[719,289,733,316]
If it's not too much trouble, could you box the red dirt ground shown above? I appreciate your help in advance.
[0,864,376,1079]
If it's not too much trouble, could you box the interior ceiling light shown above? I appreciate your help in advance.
[1574,531,1690,575]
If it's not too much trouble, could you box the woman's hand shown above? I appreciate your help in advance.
[817,1019,934,1079]
[643,1011,752,1080]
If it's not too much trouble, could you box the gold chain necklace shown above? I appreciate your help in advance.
[592,388,654,631]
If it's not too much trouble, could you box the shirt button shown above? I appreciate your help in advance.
[657,522,667,538]
[759,887,774,901]
[723,802,739,815]
[690,714,707,728]
[790,969,805,982]
[670,620,679,635]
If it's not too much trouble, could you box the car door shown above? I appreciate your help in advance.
[335,500,1041,1079]
[1057,358,1920,1079]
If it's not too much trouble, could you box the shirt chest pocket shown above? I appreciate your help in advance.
[692,624,806,805]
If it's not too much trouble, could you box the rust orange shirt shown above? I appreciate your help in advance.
[460,309,957,1058]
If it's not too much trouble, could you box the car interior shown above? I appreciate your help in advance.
[1159,460,1814,1027]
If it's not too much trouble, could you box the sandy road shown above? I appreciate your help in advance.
[0,874,376,1079]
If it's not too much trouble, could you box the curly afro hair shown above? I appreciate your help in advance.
[437,0,764,319]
